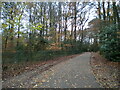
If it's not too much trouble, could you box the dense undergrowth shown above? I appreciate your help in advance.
[99,24,120,62]
[2,48,83,64]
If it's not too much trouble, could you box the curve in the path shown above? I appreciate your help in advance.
[3,52,101,88]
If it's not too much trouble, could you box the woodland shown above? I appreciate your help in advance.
[1,2,120,65]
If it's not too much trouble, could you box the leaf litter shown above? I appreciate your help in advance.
[90,52,120,88]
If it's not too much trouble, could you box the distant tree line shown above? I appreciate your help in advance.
[1,1,119,63]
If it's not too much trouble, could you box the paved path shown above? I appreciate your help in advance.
[3,52,101,88]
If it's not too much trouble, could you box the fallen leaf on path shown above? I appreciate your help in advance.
[33,84,38,88]
[41,79,46,82]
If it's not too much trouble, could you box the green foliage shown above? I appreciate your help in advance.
[99,24,120,62]
[89,43,99,52]
[33,50,64,61]
[33,37,49,51]
[2,23,8,28]
[62,39,89,53]
[31,23,43,31]
[3,49,81,64]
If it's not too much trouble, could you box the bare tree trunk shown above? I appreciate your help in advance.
[17,25,20,47]
[98,2,101,19]
[49,2,52,30]
[40,4,43,36]
[107,2,110,22]
[74,2,77,41]
[4,27,9,50]
[43,3,45,37]
[58,2,61,43]
[103,2,106,20]
[64,15,67,41]
[113,2,120,29]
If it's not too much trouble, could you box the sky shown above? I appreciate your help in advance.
[1,2,98,34]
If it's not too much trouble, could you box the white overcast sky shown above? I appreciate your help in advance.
[1,2,98,33]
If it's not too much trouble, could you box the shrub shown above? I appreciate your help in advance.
[99,24,120,62]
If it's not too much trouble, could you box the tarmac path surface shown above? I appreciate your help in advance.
[3,52,101,88]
